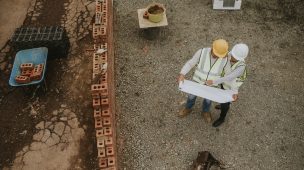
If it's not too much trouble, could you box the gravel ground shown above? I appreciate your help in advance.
[114,0,304,170]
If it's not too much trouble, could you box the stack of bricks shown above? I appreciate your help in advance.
[15,63,44,84]
[91,0,117,169]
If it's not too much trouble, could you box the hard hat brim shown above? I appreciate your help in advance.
[231,51,245,61]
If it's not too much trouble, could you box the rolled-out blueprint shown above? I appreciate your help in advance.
[179,80,235,103]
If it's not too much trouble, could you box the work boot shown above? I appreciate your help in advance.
[178,108,192,118]
[215,104,221,110]
[202,112,212,123]
[212,118,225,127]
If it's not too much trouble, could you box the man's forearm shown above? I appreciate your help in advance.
[179,49,202,75]
[213,66,245,85]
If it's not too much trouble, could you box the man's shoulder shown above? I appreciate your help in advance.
[198,47,211,54]
[202,47,211,51]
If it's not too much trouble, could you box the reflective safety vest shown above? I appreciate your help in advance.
[223,61,247,90]
[192,48,228,88]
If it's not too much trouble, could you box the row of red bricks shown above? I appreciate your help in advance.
[92,52,108,74]
[92,1,117,169]
[92,43,108,81]
[91,66,116,169]
[92,84,116,169]
[95,0,107,13]
[94,0,108,39]
[91,64,116,169]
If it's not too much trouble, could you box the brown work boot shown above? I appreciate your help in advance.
[202,112,212,123]
[178,108,192,118]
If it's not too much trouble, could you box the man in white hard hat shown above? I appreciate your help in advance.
[178,39,231,123]
[206,43,248,127]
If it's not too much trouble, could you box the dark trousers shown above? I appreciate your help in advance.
[219,84,231,120]
[219,102,230,120]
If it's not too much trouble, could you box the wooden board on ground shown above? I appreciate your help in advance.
[137,8,168,28]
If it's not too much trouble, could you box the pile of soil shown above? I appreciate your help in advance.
[148,5,164,14]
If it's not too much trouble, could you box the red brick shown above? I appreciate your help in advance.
[36,64,44,69]
[95,117,103,129]
[93,24,100,39]
[105,137,113,146]
[100,83,108,96]
[93,62,100,73]
[100,72,107,84]
[106,147,114,156]
[100,43,108,49]
[20,63,34,71]
[103,127,112,136]
[91,84,108,96]
[101,98,109,106]
[93,24,107,40]
[97,138,105,148]
[94,108,102,117]
[101,108,111,117]
[102,117,111,126]
[93,98,101,109]
[102,11,108,25]
[91,84,101,94]
[94,43,107,50]
[100,52,107,64]
[100,26,107,37]
[100,43,107,50]
[102,0,108,13]
[96,1,102,13]
[99,158,107,168]
[15,75,30,84]
[93,53,100,63]
[98,148,106,158]
[107,157,115,167]
[30,72,42,81]
[32,64,44,73]
[96,129,104,138]
[21,70,32,77]
[30,64,44,81]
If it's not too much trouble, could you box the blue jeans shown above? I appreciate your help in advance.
[185,94,212,112]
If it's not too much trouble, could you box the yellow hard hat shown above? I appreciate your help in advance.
[212,39,228,58]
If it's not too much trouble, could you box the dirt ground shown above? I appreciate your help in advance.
[0,0,32,49]
[0,0,99,169]
[114,0,304,170]
[0,0,303,170]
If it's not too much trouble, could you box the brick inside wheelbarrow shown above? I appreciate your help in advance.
[9,47,48,87]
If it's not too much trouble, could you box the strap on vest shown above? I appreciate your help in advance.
[198,48,209,70]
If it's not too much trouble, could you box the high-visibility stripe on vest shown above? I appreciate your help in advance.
[223,61,247,90]
[192,48,228,88]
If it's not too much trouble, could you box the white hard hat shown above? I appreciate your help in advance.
[231,43,249,61]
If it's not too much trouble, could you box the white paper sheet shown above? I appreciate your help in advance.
[179,80,235,103]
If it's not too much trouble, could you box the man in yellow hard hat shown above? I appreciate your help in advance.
[178,39,231,123]
[206,43,249,127]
